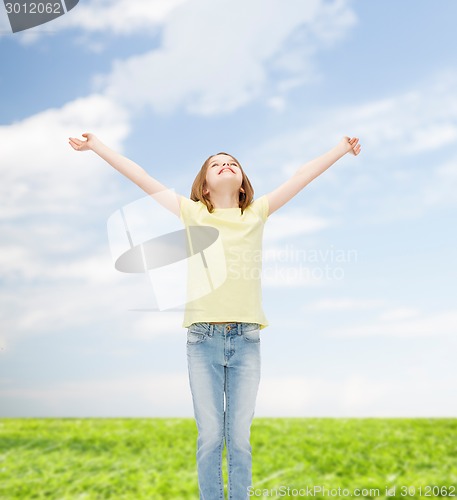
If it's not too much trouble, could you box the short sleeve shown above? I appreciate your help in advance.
[250,195,269,222]
[179,196,198,223]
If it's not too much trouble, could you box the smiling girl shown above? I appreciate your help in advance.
[69,133,361,499]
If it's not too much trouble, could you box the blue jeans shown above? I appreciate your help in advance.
[186,322,261,500]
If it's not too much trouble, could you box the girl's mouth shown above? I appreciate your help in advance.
[219,167,235,174]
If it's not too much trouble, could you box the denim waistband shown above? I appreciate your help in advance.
[190,322,259,336]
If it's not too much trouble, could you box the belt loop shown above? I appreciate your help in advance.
[210,323,214,336]
[237,323,241,336]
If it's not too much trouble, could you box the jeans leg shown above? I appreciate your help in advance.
[225,326,261,499]
[187,327,225,500]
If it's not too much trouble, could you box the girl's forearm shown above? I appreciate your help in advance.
[89,137,173,199]
[91,138,147,185]
[293,144,346,186]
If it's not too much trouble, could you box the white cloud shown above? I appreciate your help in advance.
[262,264,328,288]
[251,69,457,167]
[265,211,332,242]
[303,297,385,312]
[378,307,421,321]
[2,370,455,417]
[0,265,188,351]
[261,238,352,288]
[0,278,132,344]
[244,68,457,223]
[259,206,361,288]
[0,93,129,218]
[0,90,185,351]
[62,0,189,35]
[1,0,189,44]
[96,0,356,116]
[265,96,287,113]
[422,158,457,208]
[0,373,192,417]
[324,309,457,338]
[130,312,185,339]
[0,93,147,351]
[0,8,10,34]
[255,374,456,417]
[0,236,116,284]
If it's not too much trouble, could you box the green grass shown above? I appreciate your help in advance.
[0,418,456,499]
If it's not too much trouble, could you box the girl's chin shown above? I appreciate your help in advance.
[213,177,240,184]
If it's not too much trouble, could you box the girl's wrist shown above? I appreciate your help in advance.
[334,141,349,158]
[89,136,103,152]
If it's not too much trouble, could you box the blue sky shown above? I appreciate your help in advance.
[1,0,456,417]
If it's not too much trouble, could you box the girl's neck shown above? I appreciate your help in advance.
[210,192,240,209]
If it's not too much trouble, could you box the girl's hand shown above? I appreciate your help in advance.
[68,132,99,152]
[339,136,361,156]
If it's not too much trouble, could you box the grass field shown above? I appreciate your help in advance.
[0,418,456,499]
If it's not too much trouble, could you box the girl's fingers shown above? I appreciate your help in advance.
[69,137,84,150]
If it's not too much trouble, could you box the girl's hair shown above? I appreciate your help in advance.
[190,152,254,214]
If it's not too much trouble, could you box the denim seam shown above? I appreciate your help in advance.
[226,363,232,499]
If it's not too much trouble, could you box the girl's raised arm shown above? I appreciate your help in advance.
[265,136,361,216]
[69,133,182,217]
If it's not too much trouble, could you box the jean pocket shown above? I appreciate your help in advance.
[242,327,260,343]
[187,323,209,344]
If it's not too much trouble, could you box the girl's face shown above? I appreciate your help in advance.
[204,153,243,195]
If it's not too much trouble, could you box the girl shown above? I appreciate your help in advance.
[69,133,361,499]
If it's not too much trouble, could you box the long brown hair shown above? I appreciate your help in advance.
[190,152,254,214]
